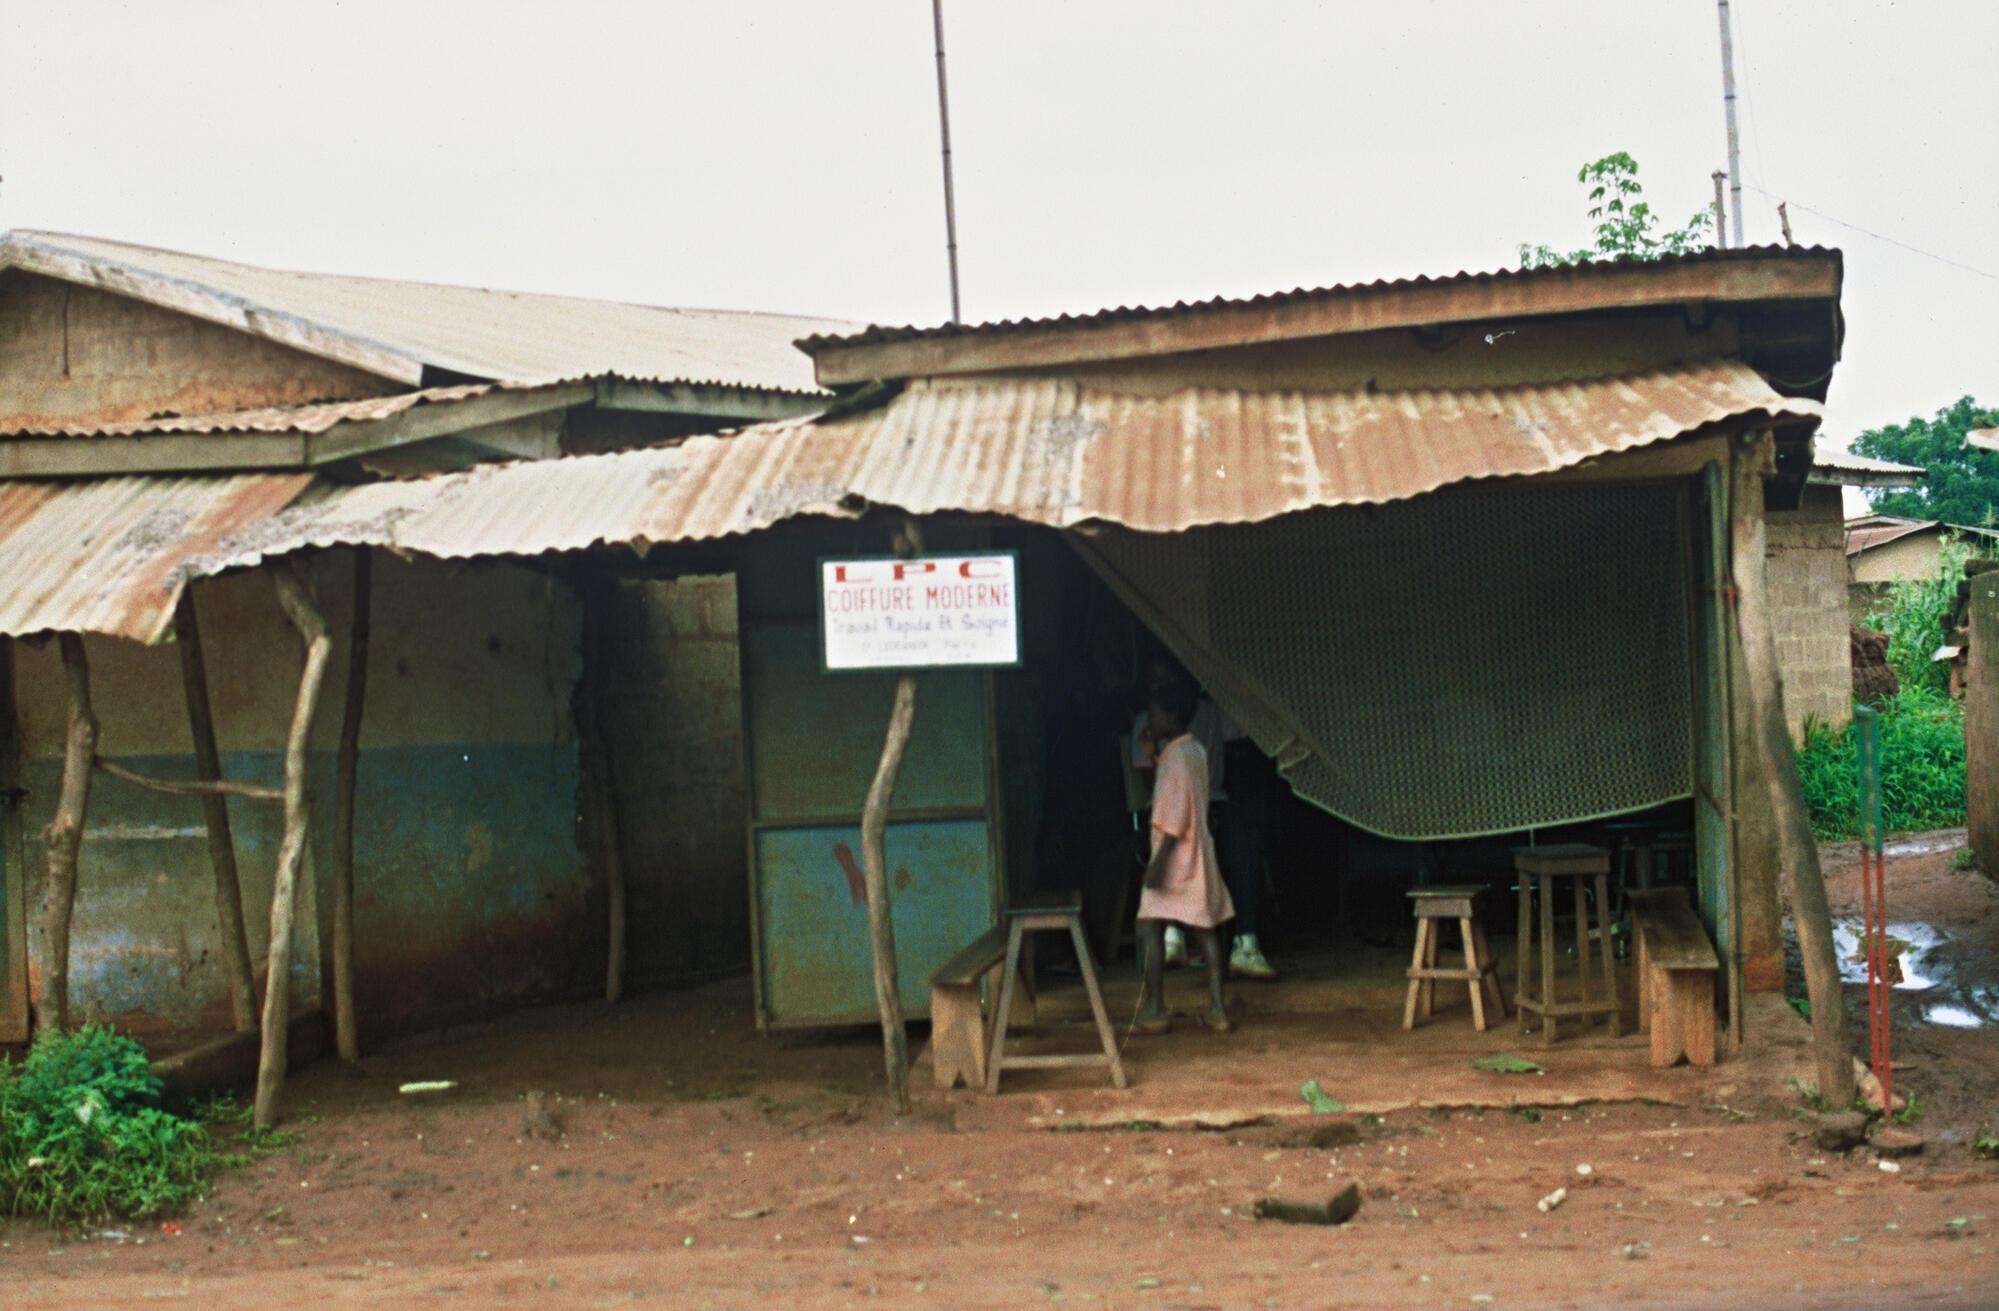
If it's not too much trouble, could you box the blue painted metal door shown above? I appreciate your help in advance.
[742,621,1000,1028]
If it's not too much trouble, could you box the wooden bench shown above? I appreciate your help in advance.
[927,926,1010,1091]
[1627,888,1719,1067]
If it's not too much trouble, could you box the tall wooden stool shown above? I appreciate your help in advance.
[1402,884,1507,1031]
[1513,844,1621,1045]
[987,892,1128,1093]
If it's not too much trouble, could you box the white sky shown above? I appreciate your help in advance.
[2,1,1994,444]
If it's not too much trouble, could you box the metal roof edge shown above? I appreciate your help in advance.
[0,231,428,386]
[801,245,1844,384]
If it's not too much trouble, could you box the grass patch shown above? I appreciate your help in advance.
[1796,688,1966,840]
[0,1026,285,1227]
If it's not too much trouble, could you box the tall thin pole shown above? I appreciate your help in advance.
[1716,0,1745,246]
[930,0,963,323]
[1712,170,1729,250]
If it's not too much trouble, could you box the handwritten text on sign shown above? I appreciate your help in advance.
[820,553,1020,670]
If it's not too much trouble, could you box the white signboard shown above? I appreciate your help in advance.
[819,553,1021,671]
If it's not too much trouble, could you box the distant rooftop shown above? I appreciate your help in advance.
[0,229,854,396]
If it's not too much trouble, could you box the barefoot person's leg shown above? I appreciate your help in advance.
[1196,928,1232,1031]
[1135,919,1170,1033]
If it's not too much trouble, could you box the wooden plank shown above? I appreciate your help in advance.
[173,592,258,1034]
[809,256,1840,385]
[329,550,371,1060]
[928,981,986,1090]
[592,379,823,423]
[929,926,1008,987]
[1967,574,1998,874]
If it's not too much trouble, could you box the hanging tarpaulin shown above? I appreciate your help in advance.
[1078,480,1694,840]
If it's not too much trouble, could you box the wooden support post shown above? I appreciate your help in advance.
[330,549,371,1060]
[1967,574,1998,875]
[575,577,628,1004]
[255,565,333,1129]
[1730,441,1854,1106]
[40,634,97,1033]
[858,521,923,1113]
[174,593,259,1034]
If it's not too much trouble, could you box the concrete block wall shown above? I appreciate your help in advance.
[601,575,750,985]
[1765,484,1852,736]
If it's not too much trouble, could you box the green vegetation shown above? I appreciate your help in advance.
[1856,396,1999,528]
[1798,549,1970,839]
[1519,152,1715,269]
[1868,538,1974,695]
[1797,688,1966,839]
[1470,1053,1544,1075]
[0,1027,282,1226]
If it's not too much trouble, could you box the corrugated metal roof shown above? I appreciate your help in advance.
[0,384,501,439]
[1,229,852,395]
[190,360,1819,575]
[796,245,1840,353]
[1809,441,1924,487]
[0,474,312,641]
[1847,519,1999,555]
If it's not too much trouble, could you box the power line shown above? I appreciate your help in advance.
[1739,182,1997,280]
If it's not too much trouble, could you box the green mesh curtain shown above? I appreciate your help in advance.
[1077,481,1694,839]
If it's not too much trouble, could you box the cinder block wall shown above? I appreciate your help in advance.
[601,575,750,985]
[1765,484,1852,736]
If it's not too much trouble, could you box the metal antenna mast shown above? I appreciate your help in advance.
[1715,0,1745,246]
[931,0,963,323]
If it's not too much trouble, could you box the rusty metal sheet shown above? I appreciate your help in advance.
[190,360,1820,574]
[2,230,850,395]
[798,244,1839,352]
[1809,441,1923,487]
[0,384,500,440]
[0,474,311,641]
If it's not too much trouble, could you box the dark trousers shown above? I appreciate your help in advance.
[1211,799,1260,935]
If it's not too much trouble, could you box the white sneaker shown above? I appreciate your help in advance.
[1230,933,1277,980]
[1163,924,1187,967]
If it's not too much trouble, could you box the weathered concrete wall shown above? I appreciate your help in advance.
[1765,484,1853,737]
[7,552,591,1045]
[0,272,399,428]
[600,575,749,984]
[1849,530,1946,586]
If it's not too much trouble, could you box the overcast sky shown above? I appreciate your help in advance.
[3,1,1993,445]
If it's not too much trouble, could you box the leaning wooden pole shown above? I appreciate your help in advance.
[1730,440,1855,1106]
[174,593,259,1034]
[40,634,98,1033]
[577,578,627,1004]
[255,565,333,1128]
[329,550,371,1061]
[857,521,924,1114]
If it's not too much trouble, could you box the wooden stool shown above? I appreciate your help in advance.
[1513,845,1621,1045]
[1402,884,1507,1031]
[987,893,1127,1093]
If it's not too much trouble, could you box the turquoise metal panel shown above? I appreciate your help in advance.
[745,623,988,821]
[754,818,996,1025]
[1691,464,1736,974]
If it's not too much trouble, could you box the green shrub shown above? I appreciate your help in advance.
[1797,687,1966,839]
[0,1027,228,1225]
[1866,539,1973,695]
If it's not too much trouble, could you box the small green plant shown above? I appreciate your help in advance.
[1519,152,1716,269]
[0,1027,272,1226]
[1894,1093,1924,1125]
[1787,996,1812,1021]
[1974,1133,1999,1160]
[1951,847,1978,872]
[1299,1080,1346,1114]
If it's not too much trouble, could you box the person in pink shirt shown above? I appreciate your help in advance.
[1133,680,1235,1034]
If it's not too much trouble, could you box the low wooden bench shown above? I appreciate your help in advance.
[1628,887,1719,1068]
[927,926,1010,1091]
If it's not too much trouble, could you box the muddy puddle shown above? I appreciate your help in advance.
[1833,917,1997,1029]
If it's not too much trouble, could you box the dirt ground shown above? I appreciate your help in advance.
[5,837,1996,1309]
